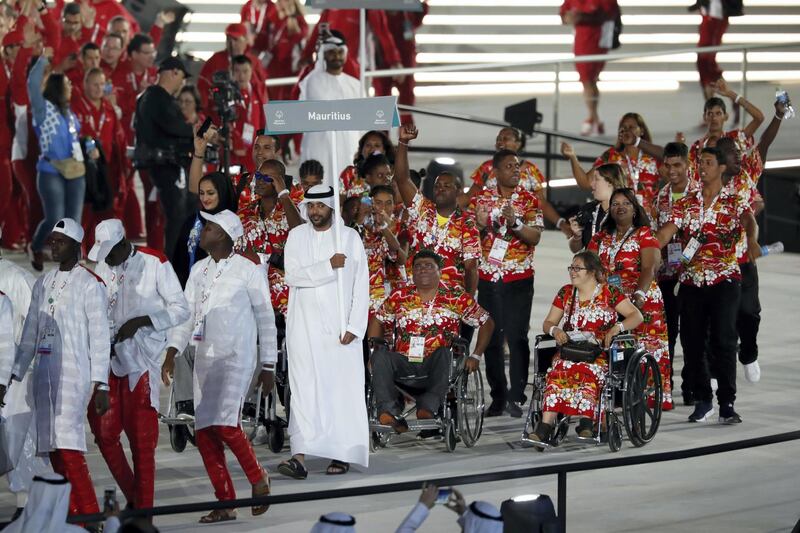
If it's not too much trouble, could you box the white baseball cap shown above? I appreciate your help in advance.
[51,218,84,243]
[200,209,244,241]
[88,219,125,262]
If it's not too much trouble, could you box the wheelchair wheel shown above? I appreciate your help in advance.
[623,352,662,447]
[607,412,623,453]
[444,420,457,453]
[169,424,189,453]
[457,368,485,448]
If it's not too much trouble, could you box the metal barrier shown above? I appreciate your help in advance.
[64,429,800,530]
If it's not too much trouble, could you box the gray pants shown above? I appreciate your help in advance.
[173,346,195,404]
[372,347,451,415]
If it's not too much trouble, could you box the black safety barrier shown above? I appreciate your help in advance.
[63,429,800,530]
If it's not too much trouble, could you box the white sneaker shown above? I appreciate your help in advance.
[743,361,761,383]
[710,378,718,392]
[252,425,268,445]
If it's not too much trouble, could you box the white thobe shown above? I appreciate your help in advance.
[169,254,277,430]
[0,260,51,494]
[14,266,111,453]
[298,70,364,184]
[94,247,190,411]
[284,221,370,467]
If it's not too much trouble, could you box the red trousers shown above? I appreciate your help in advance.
[196,425,264,501]
[697,15,728,86]
[49,449,101,516]
[12,158,42,243]
[137,170,165,252]
[87,373,159,509]
[122,165,145,240]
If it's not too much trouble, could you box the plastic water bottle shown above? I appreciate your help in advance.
[775,89,795,120]
[760,242,784,256]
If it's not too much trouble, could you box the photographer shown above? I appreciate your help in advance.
[134,57,194,260]
[568,163,627,252]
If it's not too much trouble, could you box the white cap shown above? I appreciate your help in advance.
[200,209,244,241]
[88,219,125,262]
[51,218,84,243]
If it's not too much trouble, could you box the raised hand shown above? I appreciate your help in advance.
[398,123,418,144]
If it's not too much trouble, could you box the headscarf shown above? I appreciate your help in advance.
[310,512,356,533]
[188,171,239,266]
[458,501,503,533]
[3,473,85,533]
[314,32,348,75]
[299,184,336,220]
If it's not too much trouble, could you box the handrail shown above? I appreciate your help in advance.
[264,40,800,87]
[64,429,800,529]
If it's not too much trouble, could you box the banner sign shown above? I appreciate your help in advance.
[264,96,400,134]
[305,0,423,11]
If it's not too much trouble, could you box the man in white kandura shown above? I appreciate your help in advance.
[0,218,110,519]
[87,219,190,511]
[279,184,370,479]
[0,231,51,520]
[166,209,275,524]
[298,32,363,181]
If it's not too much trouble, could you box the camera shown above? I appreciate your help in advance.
[575,206,593,228]
[210,70,242,124]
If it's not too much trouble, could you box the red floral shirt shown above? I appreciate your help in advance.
[553,283,626,340]
[405,191,481,288]
[469,187,544,282]
[594,147,660,216]
[669,188,750,287]
[470,159,545,194]
[689,129,764,185]
[725,170,762,263]
[587,226,660,296]
[654,181,699,281]
[339,165,370,199]
[376,284,490,359]
[361,218,406,314]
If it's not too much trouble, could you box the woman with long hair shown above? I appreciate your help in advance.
[587,188,672,409]
[568,163,627,252]
[339,130,395,199]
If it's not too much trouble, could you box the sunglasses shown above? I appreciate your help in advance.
[254,172,273,183]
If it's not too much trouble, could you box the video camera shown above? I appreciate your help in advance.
[210,70,242,124]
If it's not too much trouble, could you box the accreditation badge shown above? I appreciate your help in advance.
[487,238,509,267]
[681,237,702,263]
[408,336,425,363]
[667,243,682,266]
[192,317,206,343]
[36,327,56,356]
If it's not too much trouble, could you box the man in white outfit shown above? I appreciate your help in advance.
[0,218,110,519]
[166,209,275,524]
[87,218,190,511]
[0,234,51,519]
[279,184,369,479]
[298,32,363,182]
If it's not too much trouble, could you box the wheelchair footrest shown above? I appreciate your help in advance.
[159,416,194,426]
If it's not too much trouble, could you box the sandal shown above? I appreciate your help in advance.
[199,509,237,523]
[326,460,350,475]
[251,470,271,516]
[278,457,308,480]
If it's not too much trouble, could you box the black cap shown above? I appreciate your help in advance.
[158,56,191,78]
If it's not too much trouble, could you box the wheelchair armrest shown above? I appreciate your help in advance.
[450,336,469,356]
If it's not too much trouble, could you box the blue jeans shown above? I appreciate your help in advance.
[31,171,85,252]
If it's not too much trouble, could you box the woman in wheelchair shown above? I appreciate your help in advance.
[530,250,643,442]
[366,250,494,433]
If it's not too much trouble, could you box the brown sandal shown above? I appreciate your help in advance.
[252,470,271,516]
[199,509,237,523]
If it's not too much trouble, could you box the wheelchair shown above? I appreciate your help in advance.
[366,337,485,453]
[262,335,291,453]
[520,333,662,453]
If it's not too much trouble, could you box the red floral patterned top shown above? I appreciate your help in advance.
[725,170,762,263]
[594,147,660,216]
[669,188,750,287]
[654,182,698,281]
[405,191,481,288]
[339,165,370,199]
[469,187,544,282]
[361,218,406,314]
[470,159,545,194]
[587,226,660,296]
[376,284,490,359]
[688,129,764,185]
[553,283,627,339]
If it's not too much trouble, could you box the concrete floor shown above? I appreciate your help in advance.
[1,230,798,532]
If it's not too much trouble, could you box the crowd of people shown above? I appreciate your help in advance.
[0,0,792,530]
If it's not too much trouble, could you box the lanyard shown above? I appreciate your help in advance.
[250,2,267,33]
[624,153,640,192]
[418,292,438,328]
[81,97,107,135]
[606,227,635,269]
[107,246,135,315]
[46,268,77,316]
[129,71,152,93]
[567,283,602,332]
[200,253,235,311]
[592,203,608,237]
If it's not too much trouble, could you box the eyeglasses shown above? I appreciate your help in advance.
[254,172,273,183]
[567,266,588,273]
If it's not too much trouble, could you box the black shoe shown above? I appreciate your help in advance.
[486,399,506,417]
[682,391,697,406]
[688,401,714,423]
[576,418,594,438]
[718,403,742,424]
[528,422,554,443]
[417,429,442,440]
[506,401,523,418]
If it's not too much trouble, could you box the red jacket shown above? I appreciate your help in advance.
[264,9,309,78]
[197,50,268,109]
[240,0,277,53]
[112,63,158,144]
[385,4,429,65]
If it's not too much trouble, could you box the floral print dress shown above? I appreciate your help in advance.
[588,226,673,409]
[543,284,626,418]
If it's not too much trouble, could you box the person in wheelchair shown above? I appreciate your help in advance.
[530,250,643,442]
[367,250,494,433]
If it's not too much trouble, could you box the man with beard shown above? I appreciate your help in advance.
[279,185,369,479]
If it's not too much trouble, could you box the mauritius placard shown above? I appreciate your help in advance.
[264,96,400,134]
